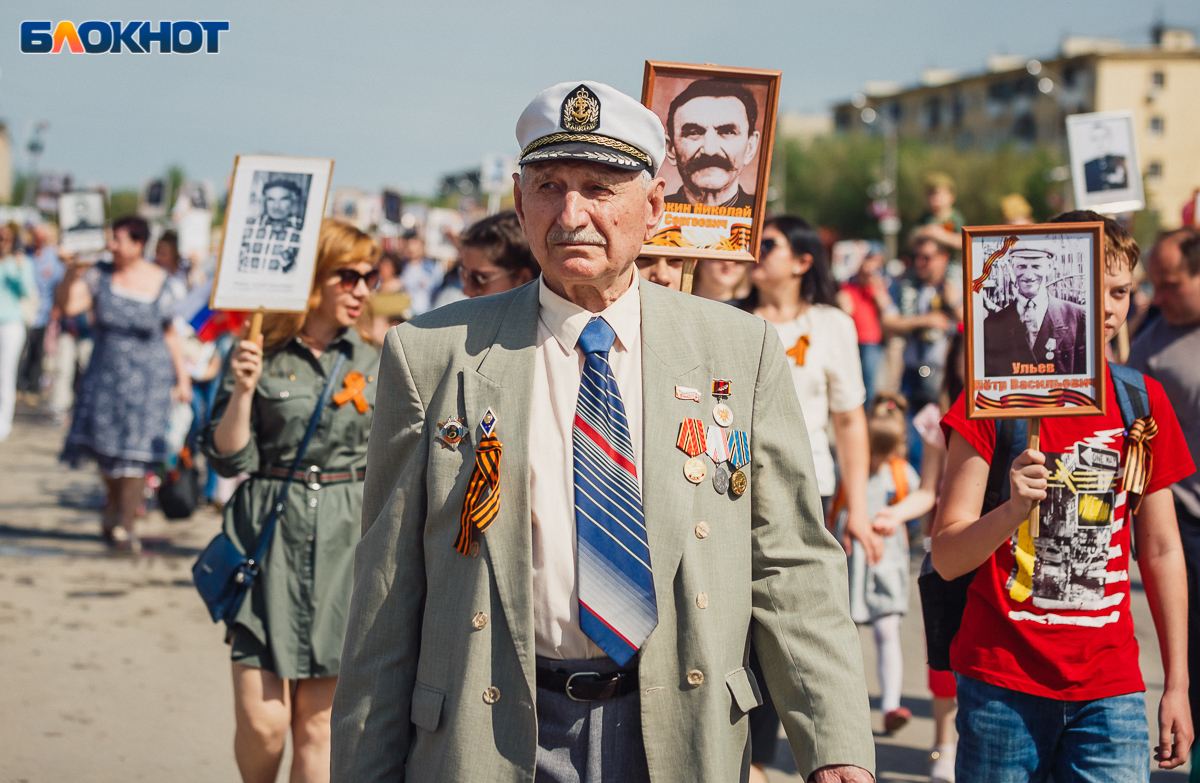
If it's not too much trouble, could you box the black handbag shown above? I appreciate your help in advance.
[192,354,347,629]
[919,418,1022,671]
[159,446,201,520]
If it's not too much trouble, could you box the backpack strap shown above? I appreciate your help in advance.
[1109,363,1149,427]
[983,418,1027,514]
[1109,363,1153,560]
[889,456,909,504]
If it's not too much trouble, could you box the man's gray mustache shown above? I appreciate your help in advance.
[547,228,607,246]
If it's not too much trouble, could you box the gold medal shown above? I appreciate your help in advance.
[730,469,747,496]
[683,456,707,484]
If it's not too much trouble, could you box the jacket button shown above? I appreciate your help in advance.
[472,612,488,630]
[483,686,501,704]
[687,669,705,687]
[694,522,710,539]
[468,541,481,558]
[696,592,709,609]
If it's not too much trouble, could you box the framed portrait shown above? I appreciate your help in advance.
[210,154,334,313]
[963,222,1107,420]
[58,191,107,254]
[1066,110,1145,215]
[640,61,781,263]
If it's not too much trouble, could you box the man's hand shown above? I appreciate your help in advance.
[1155,686,1193,769]
[810,764,874,782]
[843,506,884,565]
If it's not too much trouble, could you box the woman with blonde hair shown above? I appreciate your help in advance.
[204,219,381,783]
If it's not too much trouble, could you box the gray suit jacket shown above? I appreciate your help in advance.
[330,279,874,782]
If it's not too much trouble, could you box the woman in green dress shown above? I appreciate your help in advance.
[205,219,381,783]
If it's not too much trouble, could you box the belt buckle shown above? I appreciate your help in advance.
[565,671,601,702]
[304,465,321,491]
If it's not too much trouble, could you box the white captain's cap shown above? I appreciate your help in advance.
[516,81,666,175]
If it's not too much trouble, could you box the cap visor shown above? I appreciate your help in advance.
[518,140,650,172]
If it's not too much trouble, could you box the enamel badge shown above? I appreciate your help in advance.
[438,417,467,450]
[480,407,498,438]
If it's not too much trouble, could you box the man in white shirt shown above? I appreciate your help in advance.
[332,80,873,783]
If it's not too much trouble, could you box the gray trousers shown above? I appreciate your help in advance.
[534,656,650,783]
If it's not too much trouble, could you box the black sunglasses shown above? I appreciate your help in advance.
[334,268,380,291]
[759,238,778,256]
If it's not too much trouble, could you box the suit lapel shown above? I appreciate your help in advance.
[469,283,539,688]
[639,284,705,603]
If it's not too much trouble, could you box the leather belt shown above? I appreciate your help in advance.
[259,466,365,489]
[535,667,639,702]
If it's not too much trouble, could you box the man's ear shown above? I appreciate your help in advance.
[743,131,761,165]
[664,141,678,168]
[512,172,525,230]
[644,177,666,241]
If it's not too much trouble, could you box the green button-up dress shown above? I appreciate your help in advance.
[203,328,379,680]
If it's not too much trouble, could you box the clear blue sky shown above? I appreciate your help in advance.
[1,0,1194,197]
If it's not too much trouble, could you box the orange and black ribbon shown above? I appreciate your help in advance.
[455,432,503,555]
[333,371,370,413]
[974,388,1094,410]
[676,418,707,457]
[1123,415,1157,513]
[971,234,1019,293]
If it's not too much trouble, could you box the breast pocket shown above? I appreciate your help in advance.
[256,377,318,445]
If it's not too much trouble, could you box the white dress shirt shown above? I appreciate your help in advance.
[529,272,644,660]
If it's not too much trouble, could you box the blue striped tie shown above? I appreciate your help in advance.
[574,317,657,665]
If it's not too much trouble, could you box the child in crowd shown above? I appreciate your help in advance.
[933,211,1194,780]
[835,393,934,735]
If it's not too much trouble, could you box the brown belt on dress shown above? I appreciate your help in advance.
[258,466,366,489]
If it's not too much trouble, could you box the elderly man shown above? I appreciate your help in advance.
[664,79,760,209]
[982,247,1087,377]
[1129,227,1200,758]
[330,81,873,783]
[239,178,304,273]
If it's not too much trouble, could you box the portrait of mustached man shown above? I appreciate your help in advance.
[664,80,760,210]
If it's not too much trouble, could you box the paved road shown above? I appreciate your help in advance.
[0,408,1189,782]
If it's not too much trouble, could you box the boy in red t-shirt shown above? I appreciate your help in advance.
[933,211,1195,781]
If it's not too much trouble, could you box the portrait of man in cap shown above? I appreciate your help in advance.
[1082,123,1129,194]
[331,80,873,783]
[983,246,1088,376]
[238,172,310,273]
[663,79,761,210]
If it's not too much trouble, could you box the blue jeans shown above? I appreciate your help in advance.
[858,342,884,404]
[956,674,1149,783]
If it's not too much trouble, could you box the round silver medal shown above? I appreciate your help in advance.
[713,463,731,494]
[712,402,734,428]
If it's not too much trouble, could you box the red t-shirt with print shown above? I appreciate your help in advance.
[941,370,1195,700]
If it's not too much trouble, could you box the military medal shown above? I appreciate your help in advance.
[711,379,733,428]
[727,430,751,497]
[705,425,730,464]
[713,463,731,494]
[437,417,467,451]
[676,418,708,484]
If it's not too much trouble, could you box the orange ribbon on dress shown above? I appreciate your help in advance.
[333,371,370,413]
[1124,415,1157,513]
[455,433,503,555]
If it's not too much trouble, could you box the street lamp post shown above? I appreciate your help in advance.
[858,96,900,260]
[23,121,49,208]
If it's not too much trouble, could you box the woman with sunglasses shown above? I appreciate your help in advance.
[743,216,878,782]
[457,210,539,298]
[204,219,381,783]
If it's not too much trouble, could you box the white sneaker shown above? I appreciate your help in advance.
[929,744,955,783]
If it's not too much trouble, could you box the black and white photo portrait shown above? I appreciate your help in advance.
[1066,111,1144,214]
[58,191,108,254]
[964,223,1105,419]
[211,154,334,314]
[238,171,313,274]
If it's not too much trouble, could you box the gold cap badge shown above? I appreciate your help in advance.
[561,84,600,132]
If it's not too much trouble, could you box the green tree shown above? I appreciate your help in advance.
[108,190,139,221]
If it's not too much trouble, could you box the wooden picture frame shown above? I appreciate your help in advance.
[210,154,334,313]
[962,222,1107,420]
[640,61,781,264]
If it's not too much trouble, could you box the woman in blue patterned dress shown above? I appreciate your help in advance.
[58,216,192,551]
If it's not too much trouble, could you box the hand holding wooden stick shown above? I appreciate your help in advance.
[1027,417,1041,538]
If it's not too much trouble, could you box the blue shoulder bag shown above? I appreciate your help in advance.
[193,353,348,633]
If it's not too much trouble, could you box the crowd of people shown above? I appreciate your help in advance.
[4,86,1200,783]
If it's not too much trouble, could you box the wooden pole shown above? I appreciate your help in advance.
[1027,417,1041,538]
[246,308,265,344]
[680,258,697,295]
